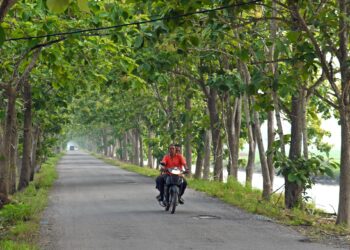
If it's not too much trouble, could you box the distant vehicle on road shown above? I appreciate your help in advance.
[69,146,75,151]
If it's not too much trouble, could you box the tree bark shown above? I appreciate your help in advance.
[122,133,128,161]
[0,86,16,197]
[267,110,275,190]
[185,96,192,176]
[30,125,40,178]
[226,96,241,178]
[336,0,350,225]
[337,107,350,224]
[207,89,223,181]
[203,130,211,180]
[133,129,139,165]
[253,105,271,200]
[194,129,205,179]
[147,130,153,168]
[18,80,32,191]
[285,92,304,208]
[139,132,143,167]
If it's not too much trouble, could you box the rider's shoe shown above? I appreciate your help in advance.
[159,200,166,207]
[156,194,162,201]
[178,196,184,205]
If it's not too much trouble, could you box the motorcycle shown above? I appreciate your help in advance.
[163,167,185,214]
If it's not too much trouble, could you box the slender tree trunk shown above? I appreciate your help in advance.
[194,129,205,179]
[203,130,211,180]
[18,80,32,191]
[240,60,271,199]
[301,90,308,159]
[139,133,143,167]
[185,96,192,176]
[102,130,108,156]
[0,86,16,197]
[226,97,241,178]
[244,95,255,186]
[122,133,128,161]
[267,111,274,190]
[208,89,223,181]
[223,95,232,177]
[147,130,153,168]
[253,105,271,200]
[133,129,139,165]
[246,125,256,186]
[240,61,255,186]
[9,108,17,194]
[31,126,40,176]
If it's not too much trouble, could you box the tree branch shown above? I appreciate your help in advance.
[0,0,17,22]
[314,89,339,109]
[306,72,326,99]
[150,82,169,116]
[14,47,42,90]
[288,3,341,101]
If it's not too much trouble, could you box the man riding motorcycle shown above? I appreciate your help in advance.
[155,144,188,206]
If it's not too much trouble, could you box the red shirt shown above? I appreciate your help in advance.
[161,154,186,171]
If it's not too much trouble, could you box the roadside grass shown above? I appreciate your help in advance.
[99,155,350,246]
[0,154,61,250]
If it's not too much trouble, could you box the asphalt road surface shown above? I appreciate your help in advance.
[40,151,344,250]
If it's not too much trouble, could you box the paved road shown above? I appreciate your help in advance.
[40,151,344,250]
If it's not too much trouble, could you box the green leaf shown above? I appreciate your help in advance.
[288,173,298,182]
[286,31,300,43]
[46,0,69,13]
[189,36,199,46]
[324,167,334,178]
[77,0,90,12]
[0,26,5,47]
[134,35,144,48]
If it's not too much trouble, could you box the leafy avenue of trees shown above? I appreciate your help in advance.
[1,0,349,225]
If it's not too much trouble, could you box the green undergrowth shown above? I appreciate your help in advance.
[0,154,61,250]
[99,155,350,245]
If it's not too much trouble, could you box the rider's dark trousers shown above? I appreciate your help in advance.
[155,174,187,199]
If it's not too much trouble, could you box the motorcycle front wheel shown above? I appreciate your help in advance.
[170,190,178,214]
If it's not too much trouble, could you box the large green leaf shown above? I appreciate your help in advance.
[78,0,90,12]
[134,35,144,48]
[46,0,70,13]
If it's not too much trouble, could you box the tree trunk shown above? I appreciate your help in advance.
[9,106,17,194]
[337,106,350,224]
[244,94,255,186]
[246,124,256,187]
[336,0,350,224]
[194,129,205,179]
[18,80,32,191]
[207,89,223,181]
[285,92,303,208]
[203,130,211,180]
[122,133,128,161]
[31,125,40,178]
[185,96,192,176]
[139,133,143,167]
[147,130,153,168]
[226,96,241,178]
[133,129,139,165]
[267,110,275,190]
[253,106,271,200]
[0,86,16,197]
[102,130,108,156]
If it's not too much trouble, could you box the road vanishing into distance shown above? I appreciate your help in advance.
[40,151,344,250]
